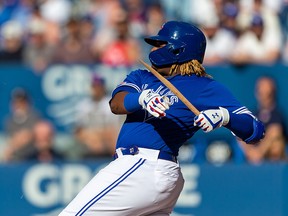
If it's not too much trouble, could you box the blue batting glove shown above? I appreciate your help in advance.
[194,107,230,132]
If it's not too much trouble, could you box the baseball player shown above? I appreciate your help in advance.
[59,21,265,216]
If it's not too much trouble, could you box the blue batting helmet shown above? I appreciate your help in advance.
[144,21,206,67]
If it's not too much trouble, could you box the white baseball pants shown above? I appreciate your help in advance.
[59,148,184,216]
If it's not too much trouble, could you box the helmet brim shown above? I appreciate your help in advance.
[144,36,168,47]
[144,35,185,48]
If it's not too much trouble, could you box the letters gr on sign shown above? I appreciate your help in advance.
[41,65,129,129]
[21,163,201,213]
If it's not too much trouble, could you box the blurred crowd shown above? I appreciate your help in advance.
[1,74,124,163]
[0,0,287,164]
[1,0,288,71]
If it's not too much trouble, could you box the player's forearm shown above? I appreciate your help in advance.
[110,91,131,114]
[227,112,265,144]
[110,89,170,118]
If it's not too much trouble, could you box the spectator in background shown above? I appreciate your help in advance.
[51,18,97,64]
[82,0,122,33]
[237,0,282,32]
[220,1,240,37]
[8,0,38,28]
[79,15,96,43]
[281,0,288,64]
[23,19,55,73]
[39,0,71,27]
[187,0,218,27]
[99,16,141,67]
[73,74,123,158]
[26,120,63,162]
[0,20,24,62]
[122,0,147,39]
[26,2,61,48]
[237,76,287,164]
[91,1,142,68]
[0,0,19,25]
[200,10,237,66]
[3,88,42,162]
[144,3,166,37]
[229,13,281,65]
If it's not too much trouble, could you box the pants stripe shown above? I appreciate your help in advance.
[76,158,146,216]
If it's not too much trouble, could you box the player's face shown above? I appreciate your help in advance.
[150,42,166,52]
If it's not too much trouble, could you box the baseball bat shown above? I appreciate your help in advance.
[138,59,200,116]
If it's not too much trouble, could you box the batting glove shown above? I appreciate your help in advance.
[138,89,170,118]
[194,107,230,132]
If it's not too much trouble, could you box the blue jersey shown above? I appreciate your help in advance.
[112,69,255,156]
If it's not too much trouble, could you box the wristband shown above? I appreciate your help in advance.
[124,93,141,112]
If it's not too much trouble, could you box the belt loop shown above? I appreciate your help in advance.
[116,148,123,157]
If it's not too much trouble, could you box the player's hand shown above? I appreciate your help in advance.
[138,89,170,117]
[194,107,230,132]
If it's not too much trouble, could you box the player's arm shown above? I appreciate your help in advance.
[109,69,169,117]
[193,81,265,144]
[227,109,265,144]
[109,69,142,115]
[110,91,130,114]
[110,90,170,117]
[194,106,265,144]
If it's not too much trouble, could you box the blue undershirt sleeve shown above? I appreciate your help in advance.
[124,93,141,112]
[226,112,254,140]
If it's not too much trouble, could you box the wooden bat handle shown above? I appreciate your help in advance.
[139,59,200,116]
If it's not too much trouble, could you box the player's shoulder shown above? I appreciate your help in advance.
[128,68,156,81]
[182,74,232,95]
[129,69,149,76]
[179,74,215,85]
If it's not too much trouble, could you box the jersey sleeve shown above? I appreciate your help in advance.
[111,69,146,97]
[196,80,263,142]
